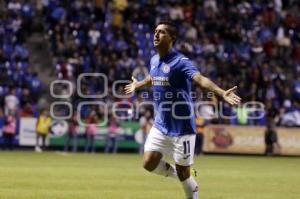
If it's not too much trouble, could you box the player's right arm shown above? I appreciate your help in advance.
[179,57,241,106]
[192,73,241,105]
[124,75,152,94]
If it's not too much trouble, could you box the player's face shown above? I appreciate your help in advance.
[153,24,173,48]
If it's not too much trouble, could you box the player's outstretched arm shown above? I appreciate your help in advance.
[124,75,152,94]
[192,73,241,105]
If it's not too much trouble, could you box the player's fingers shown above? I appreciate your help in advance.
[231,99,236,105]
[232,94,241,100]
[225,98,232,105]
[227,86,237,94]
[232,95,241,102]
[124,89,132,94]
[125,87,132,92]
[235,96,241,103]
[124,86,131,92]
[230,99,238,105]
[125,84,132,90]
[124,86,129,91]
[234,98,240,104]
[229,97,240,105]
[233,98,240,104]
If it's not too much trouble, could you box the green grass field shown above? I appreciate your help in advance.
[0,151,299,199]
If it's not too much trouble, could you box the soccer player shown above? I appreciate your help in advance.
[125,21,241,199]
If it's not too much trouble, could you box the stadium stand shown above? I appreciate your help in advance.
[40,0,300,126]
[0,0,42,118]
[0,0,299,140]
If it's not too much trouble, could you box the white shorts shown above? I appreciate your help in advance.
[144,127,196,166]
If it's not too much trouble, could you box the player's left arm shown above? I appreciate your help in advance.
[192,73,241,105]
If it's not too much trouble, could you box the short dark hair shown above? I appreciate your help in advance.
[157,21,178,44]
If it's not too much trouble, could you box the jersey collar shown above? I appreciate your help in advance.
[159,48,177,62]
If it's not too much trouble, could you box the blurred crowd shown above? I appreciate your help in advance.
[0,0,42,119]
[43,0,300,127]
[0,0,300,152]
[0,0,299,128]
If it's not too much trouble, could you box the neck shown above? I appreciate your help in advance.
[157,44,172,59]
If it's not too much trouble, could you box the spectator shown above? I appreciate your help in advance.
[19,102,33,117]
[194,116,206,156]
[105,114,123,153]
[280,101,300,127]
[2,111,17,150]
[84,111,98,153]
[35,109,52,152]
[135,109,153,154]
[234,102,250,125]
[132,59,149,81]
[88,24,101,47]
[27,72,42,103]
[20,88,32,108]
[64,110,79,153]
[8,0,21,12]
[291,73,300,101]
[265,120,280,156]
[169,3,184,21]
[4,87,19,116]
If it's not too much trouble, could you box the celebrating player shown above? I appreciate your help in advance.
[125,21,241,199]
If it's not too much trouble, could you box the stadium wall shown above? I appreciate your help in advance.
[2,118,300,155]
[14,117,140,150]
[203,125,300,156]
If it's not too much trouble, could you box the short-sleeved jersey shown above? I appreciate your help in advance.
[149,49,200,137]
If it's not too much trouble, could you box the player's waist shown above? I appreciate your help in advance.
[153,124,196,137]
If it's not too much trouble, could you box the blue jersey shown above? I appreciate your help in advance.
[149,49,200,137]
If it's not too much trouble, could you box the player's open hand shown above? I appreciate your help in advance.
[124,76,138,94]
[222,86,241,106]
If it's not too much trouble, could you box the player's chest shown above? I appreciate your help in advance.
[150,61,177,78]
[150,61,178,87]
